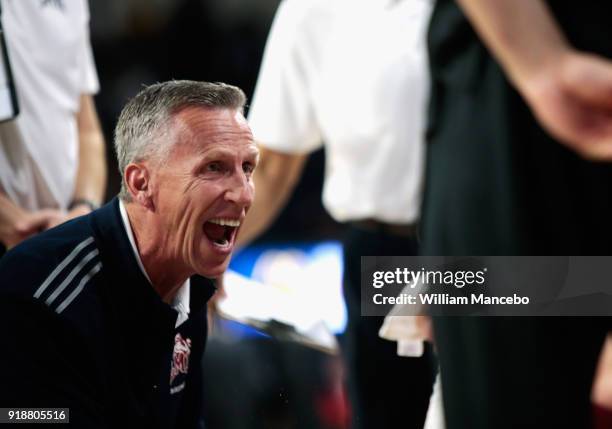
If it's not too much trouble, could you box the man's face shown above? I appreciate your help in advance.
[149,107,258,279]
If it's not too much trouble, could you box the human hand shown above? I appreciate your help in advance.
[414,315,434,343]
[379,315,434,345]
[8,209,65,248]
[45,205,92,229]
[519,50,612,161]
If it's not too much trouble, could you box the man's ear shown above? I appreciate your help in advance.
[124,163,154,210]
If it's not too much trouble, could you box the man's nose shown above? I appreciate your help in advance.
[225,172,254,207]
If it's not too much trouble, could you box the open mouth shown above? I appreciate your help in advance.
[203,218,240,247]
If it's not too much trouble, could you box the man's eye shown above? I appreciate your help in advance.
[206,162,222,172]
[243,162,254,174]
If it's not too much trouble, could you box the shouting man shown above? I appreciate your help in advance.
[0,80,259,428]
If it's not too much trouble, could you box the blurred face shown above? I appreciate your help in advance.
[149,107,258,278]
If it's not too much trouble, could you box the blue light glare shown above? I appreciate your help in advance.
[230,241,347,334]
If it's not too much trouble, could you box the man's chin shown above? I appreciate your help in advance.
[196,259,231,280]
[195,239,233,278]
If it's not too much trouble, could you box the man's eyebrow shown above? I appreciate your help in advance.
[200,148,233,158]
[199,146,260,160]
[246,147,260,158]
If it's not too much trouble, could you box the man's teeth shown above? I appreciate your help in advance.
[209,218,240,227]
[214,238,229,246]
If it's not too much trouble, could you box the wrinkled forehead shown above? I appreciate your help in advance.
[170,106,256,153]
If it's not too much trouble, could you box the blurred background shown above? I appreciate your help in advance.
[89,1,349,427]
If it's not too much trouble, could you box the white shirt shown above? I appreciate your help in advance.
[248,0,433,223]
[119,200,190,328]
[0,0,99,211]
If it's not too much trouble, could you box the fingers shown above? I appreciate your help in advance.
[66,206,91,220]
[557,52,612,159]
[6,208,74,248]
[566,110,612,161]
[15,209,64,235]
[522,53,612,161]
[562,53,612,110]
[15,212,49,235]
[557,130,612,162]
[414,315,434,343]
[575,140,612,161]
[8,209,77,248]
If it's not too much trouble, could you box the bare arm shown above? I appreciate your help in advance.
[457,0,612,160]
[70,94,107,215]
[0,192,66,248]
[34,94,107,231]
[0,192,28,248]
[40,94,106,230]
[237,146,308,247]
[456,0,569,89]
[0,95,106,246]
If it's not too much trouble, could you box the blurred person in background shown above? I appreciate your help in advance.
[0,0,106,256]
[422,0,612,428]
[238,0,436,427]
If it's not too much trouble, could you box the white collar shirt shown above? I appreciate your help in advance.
[119,200,190,327]
[248,0,433,224]
[0,0,99,211]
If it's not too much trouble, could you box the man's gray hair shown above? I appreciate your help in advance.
[114,80,247,200]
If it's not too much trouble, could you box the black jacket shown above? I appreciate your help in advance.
[0,198,216,428]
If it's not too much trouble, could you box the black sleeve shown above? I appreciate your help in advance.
[0,296,109,428]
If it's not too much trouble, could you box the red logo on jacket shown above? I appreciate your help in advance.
[170,333,192,384]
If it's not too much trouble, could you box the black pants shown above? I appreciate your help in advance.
[433,317,608,429]
[341,225,436,429]
[424,3,612,428]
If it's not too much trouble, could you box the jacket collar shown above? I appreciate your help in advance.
[90,197,216,327]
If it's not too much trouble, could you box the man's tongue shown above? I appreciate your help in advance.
[203,222,226,242]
